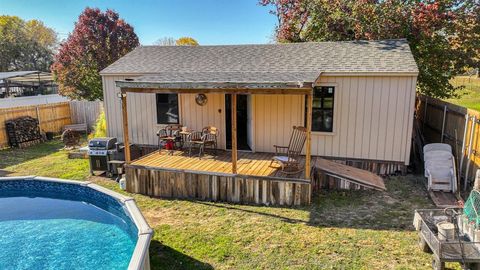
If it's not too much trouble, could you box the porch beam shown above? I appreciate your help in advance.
[231,94,238,174]
[116,81,313,91]
[119,87,312,96]
[305,91,313,180]
[120,90,131,163]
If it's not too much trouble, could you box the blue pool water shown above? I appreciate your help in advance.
[0,180,138,270]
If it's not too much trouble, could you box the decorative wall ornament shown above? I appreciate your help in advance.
[195,94,208,106]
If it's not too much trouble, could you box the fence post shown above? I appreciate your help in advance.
[441,105,447,143]
[459,114,469,181]
[465,115,477,191]
[83,102,87,125]
[35,105,41,131]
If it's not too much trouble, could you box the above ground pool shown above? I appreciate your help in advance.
[0,176,152,270]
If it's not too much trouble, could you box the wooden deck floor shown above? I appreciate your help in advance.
[130,150,307,180]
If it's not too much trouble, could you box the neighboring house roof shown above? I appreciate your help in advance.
[105,39,418,90]
[0,71,53,82]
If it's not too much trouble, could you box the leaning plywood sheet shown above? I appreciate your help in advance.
[315,158,386,191]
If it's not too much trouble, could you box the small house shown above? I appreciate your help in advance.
[101,39,418,206]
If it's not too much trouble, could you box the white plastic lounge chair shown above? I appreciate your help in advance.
[426,166,457,192]
[423,143,452,154]
[423,143,457,193]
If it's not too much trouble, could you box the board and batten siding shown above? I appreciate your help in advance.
[250,76,416,164]
[102,76,227,148]
[102,74,416,165]
[309,76,416,164]
[179,93,226,149]
[253,94,304,153]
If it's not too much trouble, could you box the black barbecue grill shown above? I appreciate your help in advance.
[88,137,125,176]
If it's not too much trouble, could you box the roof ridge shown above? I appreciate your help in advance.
[138,39,409,48]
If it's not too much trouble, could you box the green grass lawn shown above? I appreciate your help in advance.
[446,76,480,111]
[0,140,462,269]
[0,139,90,180]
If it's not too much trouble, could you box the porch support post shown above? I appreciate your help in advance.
[121,89,131,163]
[305,91,313,180]
[231,94,238,174]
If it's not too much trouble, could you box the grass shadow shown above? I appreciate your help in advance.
[193,200,308,224]
[149,239,213,270]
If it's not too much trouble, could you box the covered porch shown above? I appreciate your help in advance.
[117,77,316,206]
[130,149,307,180]
[127,149,311,206]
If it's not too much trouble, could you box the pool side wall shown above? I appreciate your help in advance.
[0,176,153,270]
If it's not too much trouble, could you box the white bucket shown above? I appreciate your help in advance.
[119,176,127,191]
[437,221,455,241]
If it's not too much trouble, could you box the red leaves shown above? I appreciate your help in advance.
[260,0,310,42]
[51,8,139,100]
[411,2,454,37]
[260,0,479,98]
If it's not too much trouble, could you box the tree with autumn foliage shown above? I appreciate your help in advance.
[260,0,480,98]
[176,37,199,46]
[0,16,57,72]
[155,36,199,46]
[51,8,139,100]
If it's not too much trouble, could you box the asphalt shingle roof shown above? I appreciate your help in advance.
[102,39,418,84]
[0,71,53,82]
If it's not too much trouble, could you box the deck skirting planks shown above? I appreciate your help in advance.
[125,166,311,206]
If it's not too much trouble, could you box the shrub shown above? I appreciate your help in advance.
[89,110,107,139]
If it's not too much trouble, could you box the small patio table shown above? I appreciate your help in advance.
[179,130,193,149]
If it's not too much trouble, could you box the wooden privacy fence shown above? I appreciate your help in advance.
[69,100,103,131]
[0,102,71,148]
[416,94,480,190]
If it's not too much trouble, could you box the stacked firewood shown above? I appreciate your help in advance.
[5,116,42,148]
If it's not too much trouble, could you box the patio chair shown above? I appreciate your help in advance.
[270,126,307,174]
[188,126,218,157]
[186,131,203,156]
[156,124,182,152]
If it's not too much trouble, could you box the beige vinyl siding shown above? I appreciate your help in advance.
[308,76,416,164]
[253,95,304,153]
[250,76,416,164]
[102,74,417,164]
[103,75,156,145]
[179,93,226,149]
[102,76,227,147]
